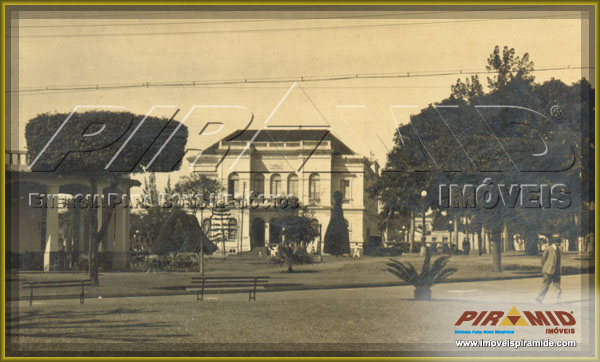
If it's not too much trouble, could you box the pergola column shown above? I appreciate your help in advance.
[43,184,60,272]
[265,221,270,245]
[112,203,130,270]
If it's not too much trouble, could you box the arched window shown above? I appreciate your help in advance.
[309,173,320,202]
[271,174,282,196]
[287,174,299,197]
[228,173,239,197]
[253,174,265,195]
[228,218,238,241]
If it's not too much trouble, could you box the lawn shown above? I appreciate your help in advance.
[6,275,593,356]
[7,251,594,301]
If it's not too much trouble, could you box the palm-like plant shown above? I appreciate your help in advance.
[387,246,457,300]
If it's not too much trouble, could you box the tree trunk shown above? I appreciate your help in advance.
[88,176,100,286]
[524,229,539,255]
[200,209,204,275]
[88,175,119,286]
[199,246,204,275]
[492,240,502,272]
[409,210,415,253]
[504,222,514,251]
[490,223,503,272]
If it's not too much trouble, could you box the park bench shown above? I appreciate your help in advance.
[23,279,92,306]
[189,276,269,302]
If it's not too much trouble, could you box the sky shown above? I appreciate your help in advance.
[9,8,593,193]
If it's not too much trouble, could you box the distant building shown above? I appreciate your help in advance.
[192,129,380,255]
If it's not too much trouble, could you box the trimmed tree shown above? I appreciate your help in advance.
[323,191,351,256]
[25,110,187,285]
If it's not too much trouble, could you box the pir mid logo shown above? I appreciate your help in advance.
[499,307,529,326]
[455,307,576,334]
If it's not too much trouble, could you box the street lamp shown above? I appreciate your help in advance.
[449,218,453,246]
[440,210,450,244]
[420,190,427,255]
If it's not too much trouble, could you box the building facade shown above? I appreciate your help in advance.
[192,129,380,255]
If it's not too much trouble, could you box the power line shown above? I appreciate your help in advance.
[12,13,581,38]
[9,65,593,95]
[9,6,551,28]
[12,85,453,97]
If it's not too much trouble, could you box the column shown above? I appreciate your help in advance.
[83,210,90,253]
[96,201,103,252]
[265,221,270,245]
[112,203,130,270]
[43,184,60,272]
[73,207,82,252]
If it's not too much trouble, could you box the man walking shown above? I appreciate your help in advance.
[536,239,562,304]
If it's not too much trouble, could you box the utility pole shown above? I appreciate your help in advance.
[200,207,204,276]
[239,182,245,257]
[421,190,428,256]
[317,224,323,262]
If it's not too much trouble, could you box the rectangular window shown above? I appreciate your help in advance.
[340,179,351,201]
[253,178,264,195]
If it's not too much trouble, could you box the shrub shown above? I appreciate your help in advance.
[387,246,457,300]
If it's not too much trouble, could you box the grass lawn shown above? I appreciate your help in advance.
[6,275,593,356]
[8,251,594,300]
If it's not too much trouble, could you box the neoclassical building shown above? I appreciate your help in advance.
[193,129,381,255]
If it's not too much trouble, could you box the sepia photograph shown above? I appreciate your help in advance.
[3,3,597,358]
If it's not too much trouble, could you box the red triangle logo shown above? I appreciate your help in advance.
[507,316,521,325]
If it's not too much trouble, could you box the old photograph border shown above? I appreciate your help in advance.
[1,1,598,359]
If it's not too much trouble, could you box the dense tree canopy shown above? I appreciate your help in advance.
[370,46,594,269]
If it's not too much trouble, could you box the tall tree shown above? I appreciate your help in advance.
[370,46,592,272]
[451,75,484,102]
[486,45,534,90]
[173,173,221,273]
[209,200,234,258]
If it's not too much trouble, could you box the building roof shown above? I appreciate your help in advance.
[204,129,357,155]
